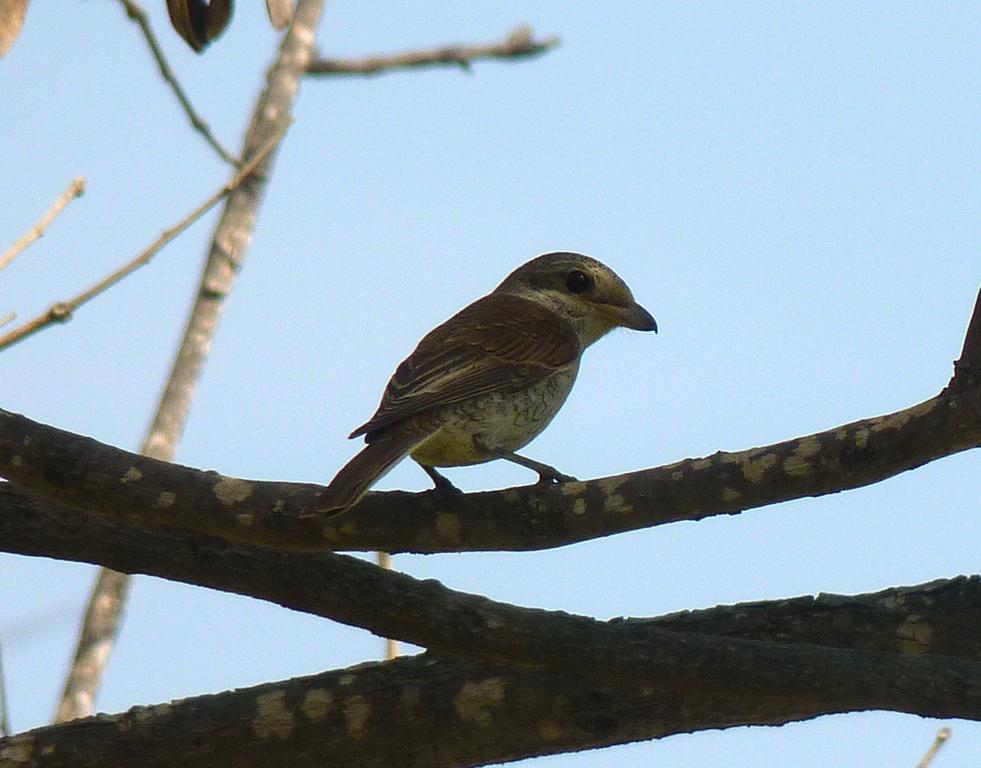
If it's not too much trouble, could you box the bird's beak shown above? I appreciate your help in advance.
[614,301,658,333]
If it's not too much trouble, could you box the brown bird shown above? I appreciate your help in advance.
[321,252,657,514]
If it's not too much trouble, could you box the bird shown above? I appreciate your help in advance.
[321,252,657,515]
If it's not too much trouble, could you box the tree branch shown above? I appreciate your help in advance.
[307,27,559,77]
[954,286,981,376]
[117,0,238,166]
[1,483,979,688]
[6,290,977,554]
[0,577,978,767]
[0,177,85,273]
[0,134,284,355]
[916,728,952,768]
[49,0,323,723]
[1,370,978,554]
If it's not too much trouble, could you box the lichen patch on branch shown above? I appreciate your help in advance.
[252,690,295,740]
[342,695,370,736]
[301,688,333,720]
[156,491,177,508]
[741,453,777,483]
[436,511,462,543]
[121,467,143,483]
[213,477,254,505]
[454,678,506,727]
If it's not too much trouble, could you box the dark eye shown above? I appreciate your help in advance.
[564,269,594,294]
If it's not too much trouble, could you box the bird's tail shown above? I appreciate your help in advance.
[320,429,429,516]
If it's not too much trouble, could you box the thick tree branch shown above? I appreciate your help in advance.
[0,577,978,767]
[5,290,977,553]
[1,368,978,554]
[307,27,559,77]
[0,483,979,691]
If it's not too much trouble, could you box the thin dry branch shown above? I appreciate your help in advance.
[916,728,952,768]
[0,177,85,273]
[49,0,324,725]
[308,26,559,77]
[118,0,238,165]
[0,129,285,356]
[0,313,13,329]
[51,569,131,723]
[0,640,9,738]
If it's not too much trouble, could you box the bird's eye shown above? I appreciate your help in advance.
[564,269,594,294]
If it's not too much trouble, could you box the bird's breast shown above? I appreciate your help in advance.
[410,365,579,467]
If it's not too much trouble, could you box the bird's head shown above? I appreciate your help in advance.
[494,252,657,346]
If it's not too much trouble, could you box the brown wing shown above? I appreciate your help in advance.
[350,293,581,440]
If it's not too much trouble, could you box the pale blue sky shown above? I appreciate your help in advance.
[1,2,978,765]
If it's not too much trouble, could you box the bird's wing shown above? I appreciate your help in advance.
[350,293,581,440]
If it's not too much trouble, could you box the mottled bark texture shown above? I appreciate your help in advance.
[1,369,978,554]
[4,292,977,555]
[0,485,979,696]
[1,578,978,768]
[0,267,976,762]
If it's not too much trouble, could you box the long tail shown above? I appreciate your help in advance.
[321,429,429,515]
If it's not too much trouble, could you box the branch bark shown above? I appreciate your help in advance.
[308,27,559,77]
[49,0,324,723]
[0,577,977,767]
[1,484,979,691]
[2,371,978,555]
[6,289,976,555]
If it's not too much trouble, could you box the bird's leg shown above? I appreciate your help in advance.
[489,448,578,485]
[419,463,463,496]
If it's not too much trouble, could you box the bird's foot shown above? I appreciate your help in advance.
[420,464,464,497]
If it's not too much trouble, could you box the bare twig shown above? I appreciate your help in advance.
[0,312,14,329]
[0,177,85,273]
[0,128,286,356]
[377,551,398,659]
[0,639,9,737]
[308,26,559,77]
[51,0,324,724]
[118,0,238,166]
[915,727,952,768]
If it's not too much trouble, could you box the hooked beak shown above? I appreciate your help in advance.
[614,301,658,333]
